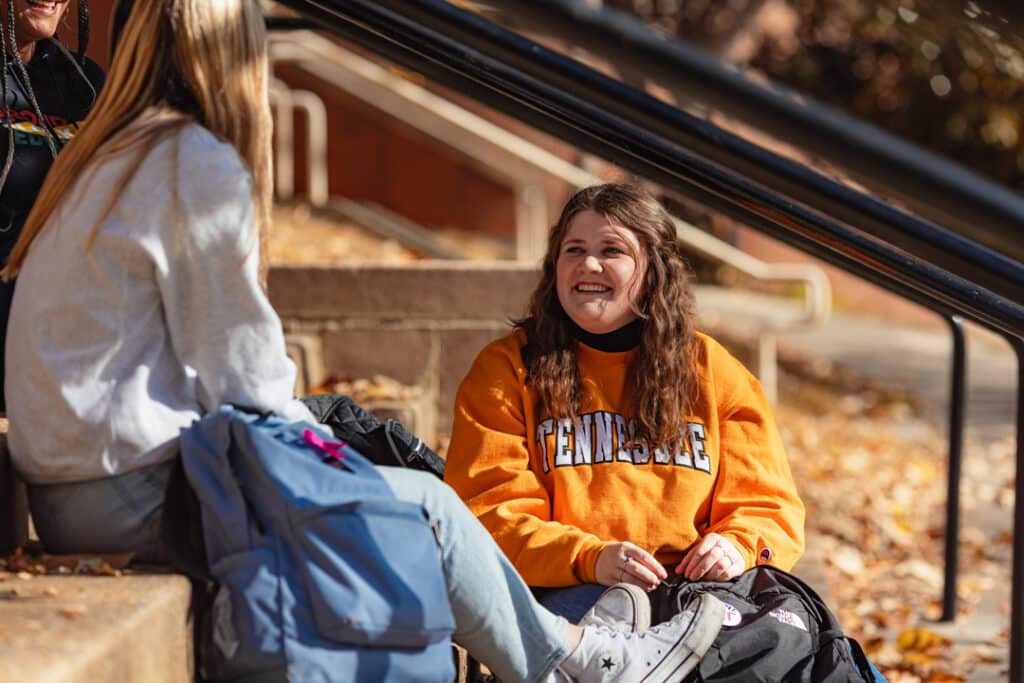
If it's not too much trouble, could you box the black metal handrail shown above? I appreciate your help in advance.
[328,1,1024,299]
[459,0,1024,266]
[278,0,1024,333]
[274,1,1024,679]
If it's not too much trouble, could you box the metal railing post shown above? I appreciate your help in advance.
[1010,336,1024,683]
[941,316,966,621]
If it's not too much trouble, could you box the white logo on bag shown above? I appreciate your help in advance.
[769,608,808,631]
[721,603,742,627]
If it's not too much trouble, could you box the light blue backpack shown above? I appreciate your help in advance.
[178,405,456,682]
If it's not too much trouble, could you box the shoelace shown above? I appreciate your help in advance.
[592,624,654,640]
[592,607,693,641]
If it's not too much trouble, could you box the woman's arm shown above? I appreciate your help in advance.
[156,128,312,423]
[444,340,609,586]
[699,341,806,573]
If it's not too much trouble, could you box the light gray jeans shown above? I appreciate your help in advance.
[27,462,569,683]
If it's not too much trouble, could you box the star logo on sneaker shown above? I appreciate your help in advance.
[601,657,616,671]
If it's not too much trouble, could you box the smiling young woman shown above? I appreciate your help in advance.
[554,209,648,335]
[445,183,805,626]
[0,0,102,412]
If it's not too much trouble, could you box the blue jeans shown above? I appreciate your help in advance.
[378,467,568,682]
[532,583,607,624]
[28,462,569,683]
[28,458,177,563]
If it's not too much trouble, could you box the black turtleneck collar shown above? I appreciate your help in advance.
[569,317,643,352]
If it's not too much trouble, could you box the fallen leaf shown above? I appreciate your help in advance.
[833,545,865,575]
[893,560,944,589]
[862,636,886,655]
[924,672,966,682]
[58,605,87,619]
[897,626,949,652]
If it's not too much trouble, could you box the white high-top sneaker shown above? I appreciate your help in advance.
[557,592,725,682]
[577,583,651,633]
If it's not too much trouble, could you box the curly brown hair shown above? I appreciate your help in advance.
[516,183,699,452]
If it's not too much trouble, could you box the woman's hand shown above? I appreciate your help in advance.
[595,542,667,590]
[674,533,744,581]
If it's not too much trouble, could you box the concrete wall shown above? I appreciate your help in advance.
[269,262,541,444]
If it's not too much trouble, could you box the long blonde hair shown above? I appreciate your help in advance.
[1,0,272,280]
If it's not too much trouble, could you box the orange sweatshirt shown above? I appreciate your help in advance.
[444,329,805,587]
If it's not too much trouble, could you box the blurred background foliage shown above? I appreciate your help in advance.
[605,0,1024,193]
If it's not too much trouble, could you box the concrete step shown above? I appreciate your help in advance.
[2,424,194,682]
[0,550,826,683]
[0,573,193,683]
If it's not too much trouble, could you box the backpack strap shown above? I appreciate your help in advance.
[159,458,221,682]
[845,637,878,682]
[817,628,844,643]
[161,458,210,581]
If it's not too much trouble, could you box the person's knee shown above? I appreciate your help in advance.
[417,471,463,514]
[380,467,459,510]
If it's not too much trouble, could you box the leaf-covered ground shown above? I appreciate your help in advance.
[775,351,1013,682]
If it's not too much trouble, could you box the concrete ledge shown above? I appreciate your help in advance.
[269,261,539,321]
[0,574,193,683]
[269,262,806,332]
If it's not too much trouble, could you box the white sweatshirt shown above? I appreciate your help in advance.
[6,122,313,484]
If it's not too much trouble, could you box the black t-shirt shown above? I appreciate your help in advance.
[0,40,105,410]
